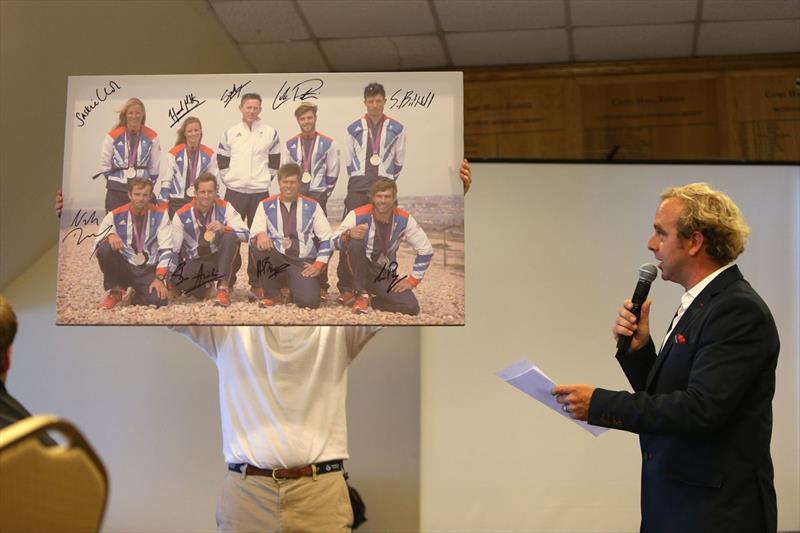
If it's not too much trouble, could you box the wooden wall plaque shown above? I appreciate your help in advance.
[464,54,799,162]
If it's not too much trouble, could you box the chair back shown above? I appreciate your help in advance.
[0,415,108,532]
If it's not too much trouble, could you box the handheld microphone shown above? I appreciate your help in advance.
[616,263,658,352]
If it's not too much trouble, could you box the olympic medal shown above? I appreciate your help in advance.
[187,186,195,197]
[124,167,136,179]
[301,172,312,184]
[369,154,381,166]
[282,237,292,249]
[204,230,216,242]
[133,252,146,266]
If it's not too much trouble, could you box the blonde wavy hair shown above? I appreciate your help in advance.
[115,97,146,129]
[661,183,749,264]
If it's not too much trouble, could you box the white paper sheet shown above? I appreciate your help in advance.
[496,358,608,437]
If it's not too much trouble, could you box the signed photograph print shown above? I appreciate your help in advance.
[57,72,464,326]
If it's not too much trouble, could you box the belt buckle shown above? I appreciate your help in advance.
[272,467,287,481]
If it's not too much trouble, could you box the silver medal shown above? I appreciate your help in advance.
[124,167,136,179]
[369,154,381,166]
[133,252,146,266]
[186,186,195,197]
[301,172,312,184]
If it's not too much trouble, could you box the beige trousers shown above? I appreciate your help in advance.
[216,470,353,533]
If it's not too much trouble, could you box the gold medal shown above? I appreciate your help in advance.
[282,237,292,249]
[369,154,381,166]
[301,172,312,184]
[133,252,146,266]
[204,230,216,242]
[124,167,136,179]
[187,186,195,197]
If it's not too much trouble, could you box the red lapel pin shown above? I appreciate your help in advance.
[675,333,686,344]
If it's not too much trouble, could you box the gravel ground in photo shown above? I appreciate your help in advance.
[56,226,465,326]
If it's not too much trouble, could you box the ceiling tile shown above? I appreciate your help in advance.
[698,19,800,55]
[299,0,435,38]
[571,0,697,26]
[703,0,800,21]
[321,35,446,71]
[434,0,564,32]
[241,41,328,72]
[446,29,569,66]
[574,24,694,61]
[211,0,309,43]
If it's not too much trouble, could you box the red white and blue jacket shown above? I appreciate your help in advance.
[99,125,161,188]
[283,132,340,195]
[332,204,433,283]
[251,195,332,264]
[95,202,172,277]
[170,198,249,271]
[345,115,405,180]
[160,143,218,201]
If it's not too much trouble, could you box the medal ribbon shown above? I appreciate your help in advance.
[132,212,147,254]
[280,200,299,257]
[374,218,391,261]
[127,131,140,168]
[300,135,316,174]
[195,205,213,255]
[186,148,199,190]
[367,115,384,163]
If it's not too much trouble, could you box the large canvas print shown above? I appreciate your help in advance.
[57,72,464,325]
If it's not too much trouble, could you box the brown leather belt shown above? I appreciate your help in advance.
[228,459,344,480]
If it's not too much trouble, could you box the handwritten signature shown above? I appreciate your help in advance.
[168,93,207,127]
[256,257,290,279]
[171,261,226,294]
[389,89,434,110]
[374,261,408,292]
[62,224,112,258]
[272,79,323,110]
[221,80,253,108]
[76,80,122,127]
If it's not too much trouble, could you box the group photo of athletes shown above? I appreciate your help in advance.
[57,73,465,325]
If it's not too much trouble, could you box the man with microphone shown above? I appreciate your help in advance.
[553,183,779,533]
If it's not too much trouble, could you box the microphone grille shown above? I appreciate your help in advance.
[638,263,658,283]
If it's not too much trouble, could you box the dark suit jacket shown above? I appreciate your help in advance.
[589,265,779,533]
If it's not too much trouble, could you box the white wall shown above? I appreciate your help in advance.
[421,163,800,532]
[3,248,420,532]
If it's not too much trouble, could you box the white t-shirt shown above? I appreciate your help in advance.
[171,325,381,468]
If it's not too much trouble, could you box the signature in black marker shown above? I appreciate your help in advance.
[168,93,207,127]
[76,80,122,127]
[221,80,253,108]
[374,261,408,292]
[272,79,323,110]
[70,209,101,227]
[389,89,435,110]
[62,224,113,258]
[171,261,226,294]
[256,257,290,279]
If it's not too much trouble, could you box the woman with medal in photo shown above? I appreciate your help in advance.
[94,177,172,310]
[98,98,162,212]
[160,116,219,219]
